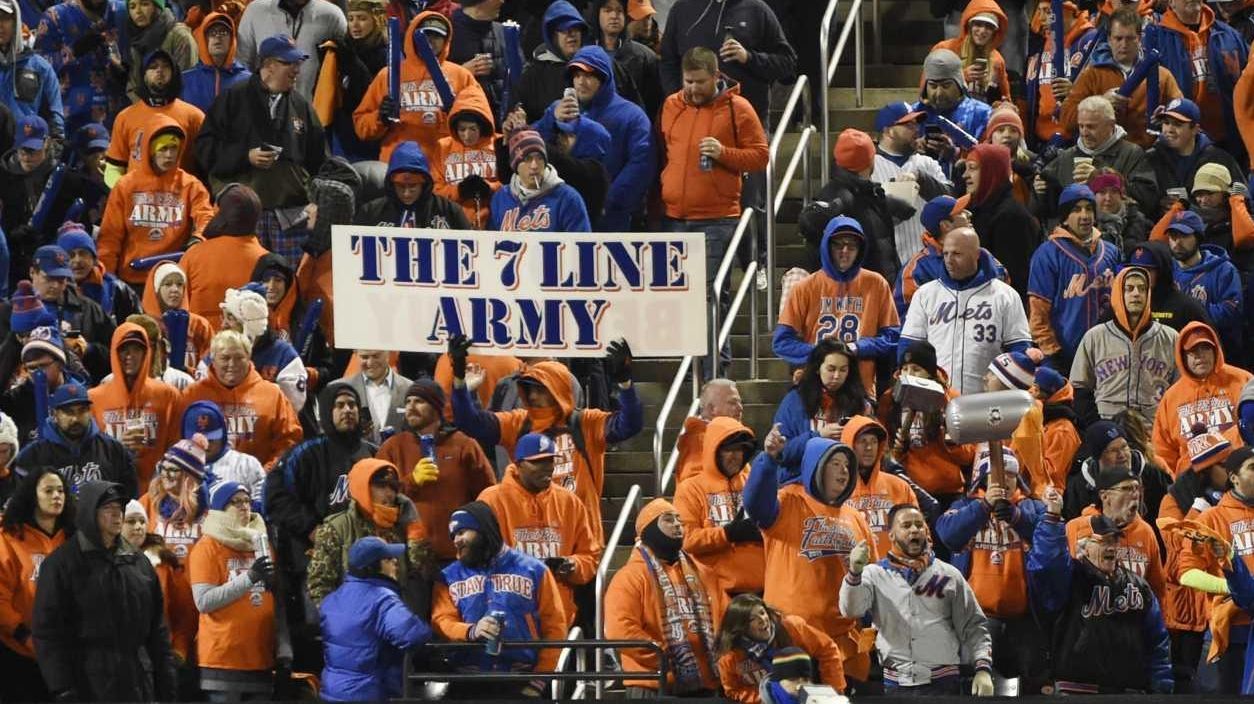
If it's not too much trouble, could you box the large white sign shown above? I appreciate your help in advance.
[331,226,708,357]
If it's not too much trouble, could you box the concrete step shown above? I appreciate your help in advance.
[604,450,655,473]
[828,86,922,109]
[833,64,925,86]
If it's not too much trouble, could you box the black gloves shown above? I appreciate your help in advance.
[604,339,633,384]
[991,500,1017,524]
[723,518,762,543]
[379,95,399,124]
[248,555,274,586]
[458,174,493,202]
[449,334,472,379]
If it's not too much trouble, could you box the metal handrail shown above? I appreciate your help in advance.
[594,483,642,698]
[820,0,866,168]
[656,259,759,498]
[764,76,811,325]
[773,126,815,215]
[653,208,756,487]
[552,626,583,700]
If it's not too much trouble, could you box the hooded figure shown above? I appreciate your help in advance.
[88,323,181,486]
[1071,267,1180,425]
[143,260,215,371]
[1121,241,1212,332]
[431,89,501,228]
[99,117,214,285]
[964,143,1040,296]
[818,129,901,282]
[1153,322,1253,474]
[352,10,488,164]
[535,44,654,231]
[930,0,1012,102]
[605,497,726,694]
[673,417,765,596]
[32,480,178,702]
[0,0,64,137]
[179,399,265,504]
[516,0,590,121]
[266,380,376,580]
[583,0,662,119]
[357,140,471,230]
[773,215,901,393]
[452,357,643,544]
[105,49,205,182]
[744,437,876,681]
[431,500,566,684]
[306,458,431,608]
[182,183,268,327]
[841,416,919,556]
[123,0,196,100]
[181,11,251,112]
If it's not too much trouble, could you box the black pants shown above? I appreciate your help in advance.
[1171,629,1204,694]
[0,641,49,703]
[988,615,1051,695]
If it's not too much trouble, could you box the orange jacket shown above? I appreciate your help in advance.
[489,361,614,541]
[89,323,182,487]
[1067,508,1167,601]
[717,614,847,703]
[188,520,276,671]
[105,97,204,174]
[842,416,919,556]
[877,381,975,497]
[1149,198,1254,250]
[1236,47,1254,170]
[675,416,710,487]
[1028,2,1096,142]
[352,11,488,163]
[1041,383,1082,492]
[182,234,270,332]
[1152,322,1252,475]
[0,525,67,657]
[434,352,525,418]
[141,264,214,371]
[143,545,200,660]
[605,498,727,690]
[674,417,765,594]
[1157,6,1231,143]
[477,465,603,625]
[1062,64,1182,149]
[99,117,214,285]
[659,81,769,220]
[943,486,1036,619]
[1156,493,1213,632]
[930,0,1012,102]
[1178,491,1254,630]
[179,363,302,469]
[431,90,501,228]
[379,428,496,561]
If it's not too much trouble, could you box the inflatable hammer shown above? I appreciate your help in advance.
[944,390,1034,489]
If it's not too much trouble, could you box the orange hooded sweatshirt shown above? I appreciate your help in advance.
[1067,507,1167,601]
[105,93,204,175]
[675,416,712,487]
[431,89,501,229]
[1157,489,1217,632]
[673,417,765,595]
[352,11,488,164]
[1178,491,1254,632]
[876,372,975,497]
[659,79,770,220]
[490,361,614,541]
[142,262,214,370]
[477,464,603,626]
[1236,48,1254,171]
[182,237,269,334]
[380,427,496,561]
[1157,6,1231,143]
[1040,382,1082,492]
[931,0,1012,102]
[1152,322,1252,475]
[0,525,67,658]
[88,323,182,487]
[99,117,214,285]
[842,417,918,556]
[179,362,302,469]
[717,613,847,703]
[1028,1,1096,142]
[605,498,728,691]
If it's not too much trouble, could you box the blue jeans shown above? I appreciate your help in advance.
[662,217,739,379]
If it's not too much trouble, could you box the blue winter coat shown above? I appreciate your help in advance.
[1174,244,1243,352]
[181,60,251,113]
[0,1,64,136]
[1143,14,1248,147]
[488,171,591,232]
[534,45,654,231]
[320,575,432,702]
[439,547,556,672]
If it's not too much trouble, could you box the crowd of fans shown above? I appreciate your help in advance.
[5,0,1254,700]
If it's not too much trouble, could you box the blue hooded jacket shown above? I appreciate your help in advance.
[0,0,65,136]
[357,141,467,230]
[744,438,857,528]
[180,23,251,113]
[535,45,654,231]
[320,574,432,702]
[1174,243,1243,349]
[1143,13,1248,148]
[771,215,901,365]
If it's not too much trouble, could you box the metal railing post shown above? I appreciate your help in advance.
[855,0,865,107]
[595,484,642,699]
[872,0,882,65]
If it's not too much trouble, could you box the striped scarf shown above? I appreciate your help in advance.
[637,543,718,694]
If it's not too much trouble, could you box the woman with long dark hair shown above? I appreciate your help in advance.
[0,468,75,702]
[715,594,846,703]
[771,339,873,479]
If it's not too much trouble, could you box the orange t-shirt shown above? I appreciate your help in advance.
[188,535,275,671]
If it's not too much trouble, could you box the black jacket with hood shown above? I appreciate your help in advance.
[1110,240,1211,333]
[817,166,902,284]
[12,413,139,499]
[32,480,177,702]
[355,141,472,229]
[584,0,663,119]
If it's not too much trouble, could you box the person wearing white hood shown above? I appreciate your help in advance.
[0,410,19,506]
[202,286,308,413]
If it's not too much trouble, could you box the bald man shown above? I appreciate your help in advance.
[899,227,1033,393]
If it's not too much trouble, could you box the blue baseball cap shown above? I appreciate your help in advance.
[1162,98,1200,124]
[1167,210,1206,237]
[50,381,90,409]
[515,432,559,463]
[258,34,308,63]
[348,536,407,570]
[875,101,925,132]
[16,115,48,151]
[74,122,110,153]
[33,245,72,278]
[920,195,962,235]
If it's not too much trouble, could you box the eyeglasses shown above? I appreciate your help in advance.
[1106,483,1141,495]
